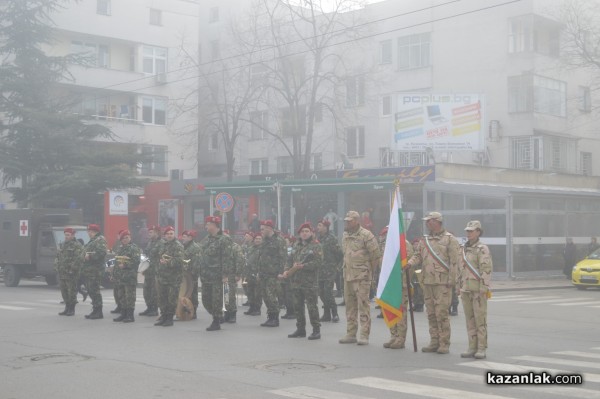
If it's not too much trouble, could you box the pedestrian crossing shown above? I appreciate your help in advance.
[489,293,599,309]
[266,347,600,399]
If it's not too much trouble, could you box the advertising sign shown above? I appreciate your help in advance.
[393,93,484,151]
[109,191,128,216]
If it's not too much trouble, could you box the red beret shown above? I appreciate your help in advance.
[149,225,161,232]
[64,227,76,235]
[119,230,131,240]
[205,216,221,226]
[379,226,389,236]
[289,236,297,243]
[223,229,230,235]
[260,220,274,228]
[164,226,175,234]
[182,230,197,238]
[318,219,330,227]
[297,222,313,234]
[87,224,101,232]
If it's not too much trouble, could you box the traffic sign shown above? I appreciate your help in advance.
[214,192,234,213]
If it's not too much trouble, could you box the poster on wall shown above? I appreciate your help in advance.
[109,191,128,216]
[392,93,484,151]
[159,199,179,233]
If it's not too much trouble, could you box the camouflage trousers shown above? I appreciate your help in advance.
[191,274,199,311]
[82,268,103,308]
[59,273,79,307]
[389,283,409,343]
[461,290,488,350]
[259,277,280,317]
[142,273,158,309]
[450,286,459,307]
[245,276,262,309]
[201,281,224,320]
[318,279,337,313]
[280,279,293,313]
[423,284,452,349]
[293,286,320,330]
[226,276,237,313]
[412,274,424,306]
[114,279,137,310]
[343,279,371,339]
[158,281,180,316]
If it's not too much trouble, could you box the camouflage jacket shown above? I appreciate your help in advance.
[318,232,343,280]
[183,240,202,277]
[55,238,83,277]
[245,244,261,278]
[287,237,323,289]
[458,239,492,292]
[257,233,287,278]
[409,229,460,285]
[231,242,245,278]
[82,234,108,272]
[198,232,233,282]
[145,237,165,277]
[113,243,141,284]
[342,226,381,282]
[157,238,184,285]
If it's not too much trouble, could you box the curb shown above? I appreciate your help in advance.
[493,285,574,292]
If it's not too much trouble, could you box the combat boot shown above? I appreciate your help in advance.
[436,346,450,354]
[281,311,296,320]
[308,327,320,340]
[58,305,69,316]
[87,306,103,320]
[449,304,458,316]
[461,349,476,358]
[261,314,279,327]
[249,308,261,316]
[113,311,127,322]
[162,314,174,327]
[110,305,122,314]
[320,308,331,322]
[357,336,369,346]
[64,304,75,316]
[223,311,230,323]
[339,335,357,344]
[244,306,255,315]
[226,312,236,323]
[123,309,135,323]
[383,337,396,348]
[139,308,151,316]
[146,307,159,317]
[474,349,486,359]
[288,328,306,338]
[421,341,439,352]
[331,308,339,323]
[413,304,423,312]
[206,318,221,331]
[389,339,405,349]
[154,313,166,326]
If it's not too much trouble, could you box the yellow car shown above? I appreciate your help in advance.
[572,249,600,289]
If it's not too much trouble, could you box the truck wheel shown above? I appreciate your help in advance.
[4,265,21,287]
[45,274,58,286]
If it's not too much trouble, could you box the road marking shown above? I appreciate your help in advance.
[269,386,374,399]
[519,297,586,304]
[459,361,600,383]
[0,304,32,311]
[513,355,600,370]
[411,368,600,399]
[9,301,60,308]
[552,351,600,360]
[343,377,514,399]
[489,294,532,300]
[554,301,598,306]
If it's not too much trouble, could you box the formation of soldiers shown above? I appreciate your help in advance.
[55,211,491,356]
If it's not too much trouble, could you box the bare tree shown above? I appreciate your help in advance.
[561,0,600,73]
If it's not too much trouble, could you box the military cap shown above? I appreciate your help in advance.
[64,227,76,235]
[318,218,330,227]
[119,229,131,240]
[422,211,443,221]
[87,224,101,232]
[163,226,175,234]
[464,220,482,231]
[260,219,274,228]
[149,225,161,232]
[297,222,313,234]
[205,216,221,226]
[182,230,197,237]
[343,210,360,221]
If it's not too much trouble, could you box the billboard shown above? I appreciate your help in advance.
[393,93,484,151]
[108,191,128,216]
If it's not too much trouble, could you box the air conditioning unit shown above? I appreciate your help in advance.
[170,169,183,180]
[155,72,167,85]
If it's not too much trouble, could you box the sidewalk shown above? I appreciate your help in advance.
[492,276,573,292]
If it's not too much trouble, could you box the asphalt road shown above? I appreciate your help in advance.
[1,281,599,399]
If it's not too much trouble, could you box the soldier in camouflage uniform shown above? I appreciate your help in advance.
[181,230,201,318]
[112,230,141,323]
[257,220,286,327]
[241,232,254,305]
[283,223,323,340]
[339,211,382,346]
[316,219,343,323]
[459,220,492,360]
[375,226,388,319]
[110,231,125,314]
[82,224,108,320]
[55,227,84,316]
[407,212,461,354]
[154,226,184,327]
[383,237,415,349]
[243,234,263,316]
[139,225,163,317]
[198,217,234,331]
[224,238,245,323]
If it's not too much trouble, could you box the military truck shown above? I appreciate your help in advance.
[0,209,88,287]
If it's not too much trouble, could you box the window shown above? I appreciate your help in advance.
[250,159,268,175]
[508,17,532,53]
[311,153,323,171]
[149,9,162,26]
[210,40,220,61]
[250,111,268,140]
[533,75,566,117]
[511,135,576,172]
[208,132,219,151]
[97,0,111,15]
[398,151,427,166]
[380,40,392,64]
[397,32,430,70]
[345,75,365,107]
[71,41,109,68]
[578,86,591,112]
[277,156,294,173]
[581,152,592,176]
[381,95,392,116]
[140,145,167,176]
[280,106,306,136]
[508,75,532,113]
[346,126,365,157]
[142,97,166,125]
[511,136,541,170]
[209,7,219,23]
[508,15,560,57]
[143,46,167,75]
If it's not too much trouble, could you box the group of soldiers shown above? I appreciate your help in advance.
[55,210,492,357]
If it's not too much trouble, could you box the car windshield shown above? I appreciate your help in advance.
[53,229,90,248]
[588,249,600,260]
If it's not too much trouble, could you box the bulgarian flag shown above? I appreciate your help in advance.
[375,188,407,328]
